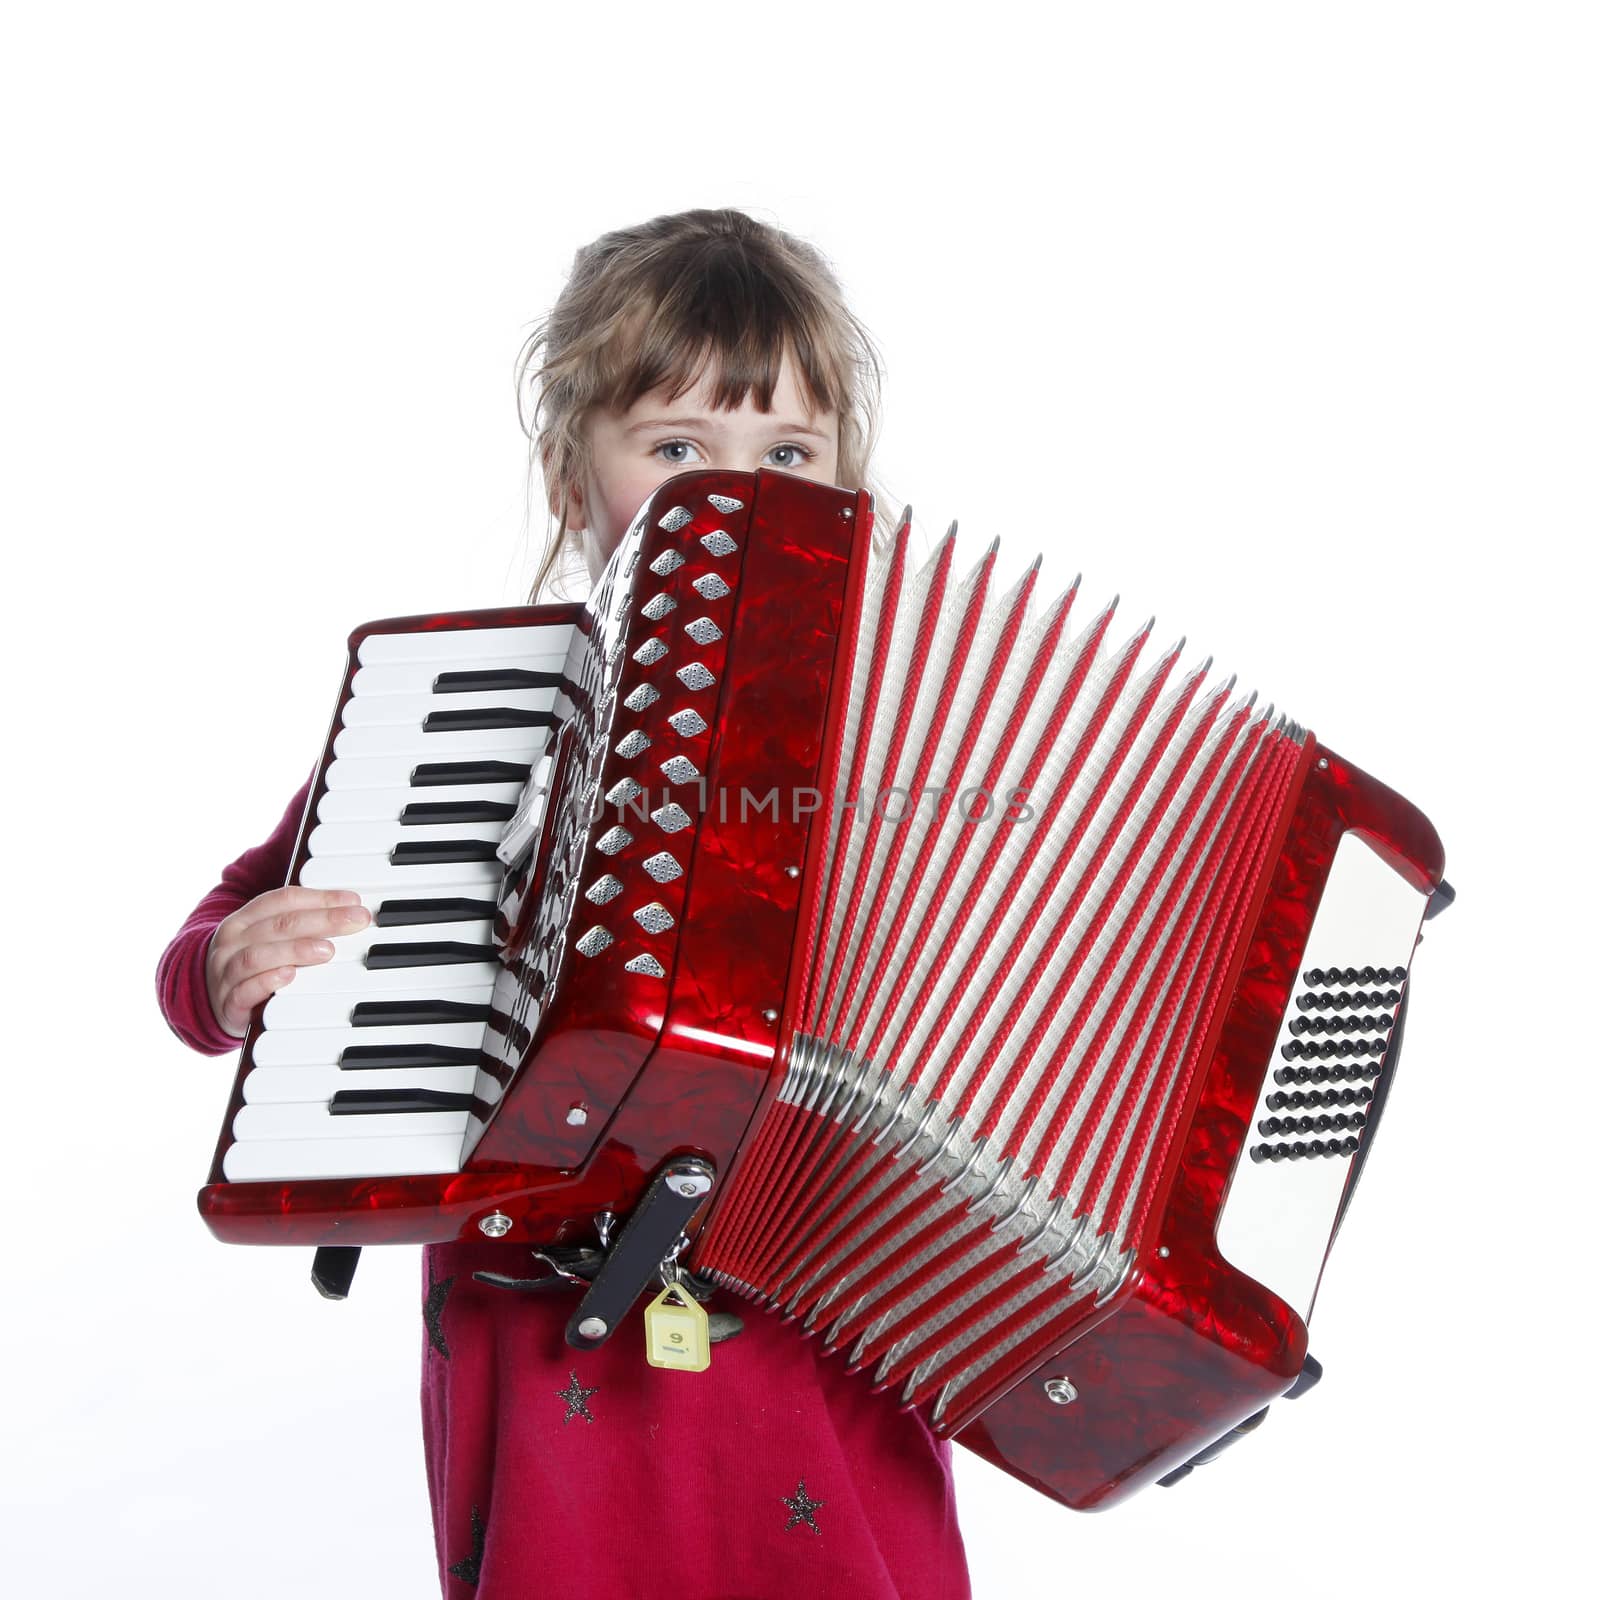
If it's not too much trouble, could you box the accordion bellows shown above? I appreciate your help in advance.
[201,467,1446,1510]
[699,521,1304,1427]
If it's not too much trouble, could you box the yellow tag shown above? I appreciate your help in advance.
[643,1281,711,1372]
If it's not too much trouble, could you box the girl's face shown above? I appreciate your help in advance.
[565,355,841,578]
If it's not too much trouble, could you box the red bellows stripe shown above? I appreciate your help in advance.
[827,544,995,1049]
[947,640,1183,1133]
[830,1224,1009,1366]
[1012,685,1242,1176]
[923,621,1151,1109]
[858,581,1074,1070]
[1050,705,1268,1212]
[798,523,910,1027]
[812,536,957,1039]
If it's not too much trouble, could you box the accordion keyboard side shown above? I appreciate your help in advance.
[199,602,584,1244]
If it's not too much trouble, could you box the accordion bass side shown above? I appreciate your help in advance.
[199,467,1448,1509]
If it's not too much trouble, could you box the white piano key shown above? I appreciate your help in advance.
[282,958,499,996]
[314,917,493,965]
[339,687,560,729]
[357,624,574,666]
[242,1063,481,1104]
[234,1101,473,1142]
[306,819,507,857]
[299,854,501,890]
[316,783,523,823]
[252,1022,486,1067]
[351,655,572,698]
[332,724,548,761]
[262,979,495,1029]
[222,1132,467,1182]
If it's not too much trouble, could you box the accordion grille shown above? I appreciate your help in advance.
[699,525,1304,1425]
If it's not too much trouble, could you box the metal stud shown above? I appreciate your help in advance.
[642,852,682,883]
[624,953,666,977]
[700,529,737,557]
[632,638,668,665]
[615,730,651,759]
[585,875,623,905]
[684,617,723,645]
[706,494,744,513]
[658,506,692,532]
[692,573,731,600]
[660,754,700,783]
[649,550,685,577]
[479,1212,513,1238]
[633,902,674,933]
[668,708,708,736]
[676,663,715,692]
[606,778,642,807]
[625,684,661,711]
[576,926,614,957]
[641,593,677,620]
[595,826,632,855]
[651,803,692,834]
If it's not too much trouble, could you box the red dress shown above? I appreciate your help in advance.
[157,780,971,1599]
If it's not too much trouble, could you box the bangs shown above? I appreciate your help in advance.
[599,245,848,423]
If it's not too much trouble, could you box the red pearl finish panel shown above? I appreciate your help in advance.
[466,474,759,1171]
[948,746,1446,1508]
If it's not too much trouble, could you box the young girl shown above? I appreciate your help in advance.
[157,208,972,1599]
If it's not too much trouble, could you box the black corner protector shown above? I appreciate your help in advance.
[311,1245,362,1300]
[1424,878,1456,920]
[1285,1352,1324,1398]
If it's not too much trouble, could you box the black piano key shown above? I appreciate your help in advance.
[338,1043,482,1070]
[389,839,501,865]
[364,940,496,969]
[411,760,532,787]
[374,897,497,927]
[422,707,558,733]
[329,1088,477,1116]
[434,668,566,693]
[351,999,491,1027]
[401,799,518,825]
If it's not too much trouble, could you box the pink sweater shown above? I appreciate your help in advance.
[157,782,971,1599]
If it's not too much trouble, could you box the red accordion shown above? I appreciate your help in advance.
[200,467,1448,1509]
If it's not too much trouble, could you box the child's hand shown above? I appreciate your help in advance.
[206,887,372,1038]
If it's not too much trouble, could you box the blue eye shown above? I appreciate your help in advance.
[655,439,700,464]
[767,444,813,468]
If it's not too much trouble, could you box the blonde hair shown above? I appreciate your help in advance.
[517,207,890,599]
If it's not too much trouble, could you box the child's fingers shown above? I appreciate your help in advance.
[218,964,298,1038]
[216,935,339,993]
[228,886,367,937]
[214,895,370,959]
[207,889,372,1036]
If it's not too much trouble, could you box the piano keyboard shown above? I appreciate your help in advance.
[222,619,578,1184]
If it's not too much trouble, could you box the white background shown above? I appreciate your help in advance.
[3,3,1594,1595]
